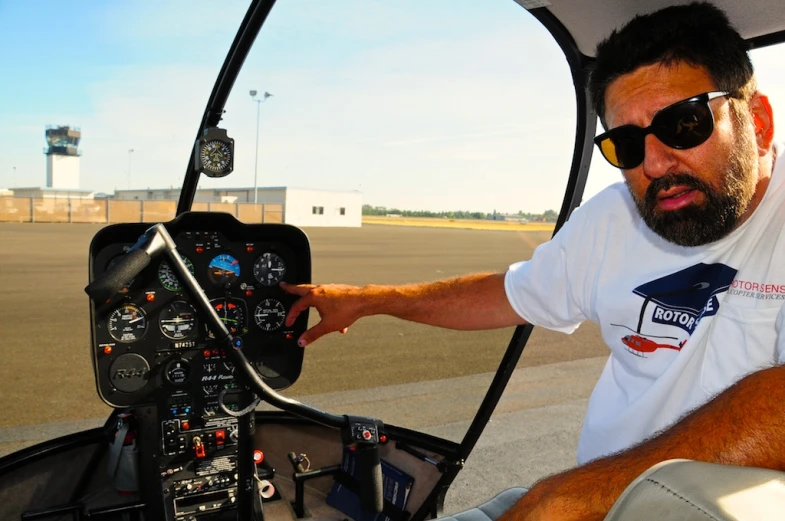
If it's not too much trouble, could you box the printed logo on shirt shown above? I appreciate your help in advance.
[611,262,737,357]
[728,280,785,300]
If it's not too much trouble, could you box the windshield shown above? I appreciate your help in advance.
[3,0,785,510]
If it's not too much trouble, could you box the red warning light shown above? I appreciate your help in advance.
[146,293,155,302]
[103,346,113,355]
[253,450,264,464]
[196,246,204,254]
[246,246,254,253]
[182,421,190,431]
[203,349,211,358]
[285,333,294,341]
[245,290,253,297]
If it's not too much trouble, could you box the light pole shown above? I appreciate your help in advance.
[250,90,273,204]
[127,149,134,190]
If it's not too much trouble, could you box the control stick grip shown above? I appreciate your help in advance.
[356,445,383,514]
[85,248,151,303]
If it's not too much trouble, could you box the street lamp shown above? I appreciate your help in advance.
[127,149,134,190]
[250,90,273,204]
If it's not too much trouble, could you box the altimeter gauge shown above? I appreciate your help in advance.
[253,252,287,286]
[195,127,234,178]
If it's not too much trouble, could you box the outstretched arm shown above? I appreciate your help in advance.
[280,272,526,346]
[500,364,785,521]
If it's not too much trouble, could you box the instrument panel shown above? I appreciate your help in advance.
[87,212,311,409]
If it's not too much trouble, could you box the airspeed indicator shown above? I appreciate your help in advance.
[108,303,148,343]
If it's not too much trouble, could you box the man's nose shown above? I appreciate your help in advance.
[641,134,679,179]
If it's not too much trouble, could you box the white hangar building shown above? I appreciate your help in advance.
[113,186,362,227]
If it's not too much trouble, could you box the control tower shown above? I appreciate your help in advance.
[44,125,81,189]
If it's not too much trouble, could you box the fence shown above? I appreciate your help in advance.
[0,197,284,224]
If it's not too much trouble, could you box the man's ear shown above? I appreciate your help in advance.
[748,92,775,155]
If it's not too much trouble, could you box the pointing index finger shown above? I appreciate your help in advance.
[280,281,315,296]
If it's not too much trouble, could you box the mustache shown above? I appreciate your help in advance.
[644,173,711,205]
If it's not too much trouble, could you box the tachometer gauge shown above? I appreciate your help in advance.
[159,300,198,340]
[108,303,148,343]
[254,298,286,332]
[158,255,195,292]
[208,253,240,287]
[253,252,287,286]
[208,298,246,336]
[199,140,232,174]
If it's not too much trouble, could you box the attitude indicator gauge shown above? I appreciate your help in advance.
[208,253,240,287]
[108,303,148,343]
[195,127,234,178]
[158,255,195,292]
[253,252,287,286]
[159,300,198,340]
[208,298,246,336]
[254,299,286,332]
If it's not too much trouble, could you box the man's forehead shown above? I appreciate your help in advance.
[604,62,717,128]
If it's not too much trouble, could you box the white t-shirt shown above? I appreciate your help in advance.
[505,143,785,464]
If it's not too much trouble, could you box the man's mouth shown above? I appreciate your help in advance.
[655,186,699,211]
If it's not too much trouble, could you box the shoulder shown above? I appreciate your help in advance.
[558,181,640,236]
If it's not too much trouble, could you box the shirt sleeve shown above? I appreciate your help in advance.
[504,205,595,334]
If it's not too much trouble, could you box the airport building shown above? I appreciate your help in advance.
[113,187,362,227]
[2,125,362,227]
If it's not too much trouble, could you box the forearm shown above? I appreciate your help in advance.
[504,364,785,521]
[361,272,526,330]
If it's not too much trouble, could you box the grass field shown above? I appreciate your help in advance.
[363,215,556,232]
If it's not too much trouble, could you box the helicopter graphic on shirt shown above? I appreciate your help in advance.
[612,263,737,357]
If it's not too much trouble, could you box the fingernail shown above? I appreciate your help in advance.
[298,339,307,347]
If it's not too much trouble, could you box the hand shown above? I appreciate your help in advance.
[280,281,364,347]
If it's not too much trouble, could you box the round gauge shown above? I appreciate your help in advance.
[200,140,232,173]
[208,298,246,336]
[208,253,240,287]
[253,253,287,286]
[108,303,148,343]
[254,299,287,332]
[106,255,136,292]
[159,300,198,340]
[158,255,195,292]
[165,359,190,385]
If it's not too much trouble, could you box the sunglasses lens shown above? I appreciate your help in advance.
[598,127,645,169]
[654,100,714,149]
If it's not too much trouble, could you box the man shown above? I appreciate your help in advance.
[282,2,785,518]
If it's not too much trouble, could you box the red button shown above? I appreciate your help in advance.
[216,430,225,443]
[362,430,372,440]
[253,450,264,464]
[181,421,190,431]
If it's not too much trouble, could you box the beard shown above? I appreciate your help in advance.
[628,130,759,247]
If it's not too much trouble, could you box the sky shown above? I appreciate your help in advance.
[2,0,785,214]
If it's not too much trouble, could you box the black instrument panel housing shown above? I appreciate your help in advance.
[87,212,311,408]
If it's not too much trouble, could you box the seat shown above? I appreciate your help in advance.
[604,459,785,520]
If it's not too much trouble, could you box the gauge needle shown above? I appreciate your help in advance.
[222,318,238,323]
[129,316,144,323]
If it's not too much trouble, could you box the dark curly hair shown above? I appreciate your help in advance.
[589,2,755,129]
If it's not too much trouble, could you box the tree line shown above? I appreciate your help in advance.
[362,205,559,222]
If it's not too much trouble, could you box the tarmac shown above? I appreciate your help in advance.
[0,221,611,513]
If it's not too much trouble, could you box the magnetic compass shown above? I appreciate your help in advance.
[195,127,234,178]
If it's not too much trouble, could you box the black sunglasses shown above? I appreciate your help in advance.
[594,91,731,169]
